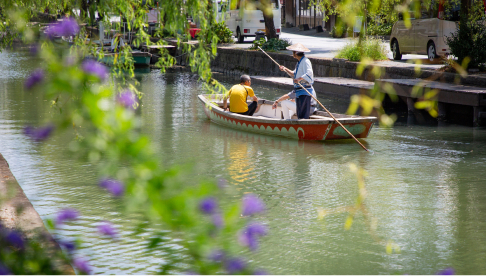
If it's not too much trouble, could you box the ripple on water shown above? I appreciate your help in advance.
[3,53,486,274]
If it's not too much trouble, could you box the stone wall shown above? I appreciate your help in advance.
[211,48,486,87]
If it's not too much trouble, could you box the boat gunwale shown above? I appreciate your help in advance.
[198,94,378,125]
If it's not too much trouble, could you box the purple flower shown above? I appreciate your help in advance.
[242,194,265,216]
[254,269,269,275]
[46,18,79,38]
[5,231,24,249]
[24,69,44,89]
[59,240,76,253]
[238,222,268,251]
[97,221,118,238]
[225,257,246,274]
[117,90,137,108]
[437,268,455,275]
[209,249,225,262]
[29,44,39,55]
[211,213,224,228]
[56,208,79,226]
[82,59,108,81]
[74,257,92,274]
[199,197,218,214]
[99,178,125,197]
[0,264,11,275]
[24,124,55,141]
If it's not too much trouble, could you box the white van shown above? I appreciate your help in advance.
[224,0,281,43]
[390,13,458,61]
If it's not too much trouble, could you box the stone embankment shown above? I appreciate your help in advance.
[210,47,486,126]
[0,153,74,274]
[211,47,486,87]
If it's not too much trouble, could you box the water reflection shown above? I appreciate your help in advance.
[1,50,486,274]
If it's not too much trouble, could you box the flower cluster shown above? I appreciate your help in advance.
[82,60,109,81]
[242,194,265,216]
[207,249,267,275]
[117,90,138,109]
[74,257,92,274]
[45,18,80,38]
[24,124,55,142]
[24,69,44,90]
[238,222,268,251]
[199,197,223,228]
[56,208,79,226]
[0,225,25,250]
[199,193,268,274]
[99,178,125,197]
[97,221,118,239]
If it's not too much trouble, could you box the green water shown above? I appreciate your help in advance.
[1,49,486,274]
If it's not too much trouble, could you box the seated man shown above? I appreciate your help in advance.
[223,75,258,116]
[273,89,317,119]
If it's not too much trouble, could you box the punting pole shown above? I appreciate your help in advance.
[258,46,369,152]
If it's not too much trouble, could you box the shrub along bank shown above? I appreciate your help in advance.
[336,37,388,62]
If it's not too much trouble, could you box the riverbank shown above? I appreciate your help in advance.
[211,46,486,87]
[0,153,74,274]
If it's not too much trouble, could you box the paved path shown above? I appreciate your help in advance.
[227,27,445,71]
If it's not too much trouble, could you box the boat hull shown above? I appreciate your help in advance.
[198,95,377,141]
[100,53,151,66]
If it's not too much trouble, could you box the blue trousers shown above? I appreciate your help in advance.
[235,101,258,116]
[296,95,312,119]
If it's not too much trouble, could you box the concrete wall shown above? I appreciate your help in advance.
[0,153,74,274]
[211,48,486,87]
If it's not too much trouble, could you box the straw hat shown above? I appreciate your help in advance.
[286,43,310,53]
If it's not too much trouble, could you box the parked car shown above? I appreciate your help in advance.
[390,15,457,61]
[223,0,281,43]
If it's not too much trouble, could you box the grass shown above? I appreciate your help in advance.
[336,37,388,62]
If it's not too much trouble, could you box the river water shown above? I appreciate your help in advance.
[1,49,486,274]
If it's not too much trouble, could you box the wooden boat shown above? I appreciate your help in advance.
[198,94,378,141]
[100,51,152,66]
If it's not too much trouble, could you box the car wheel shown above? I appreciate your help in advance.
[427,42,438,61]
[237,29,244,43]
[392,40,402,60]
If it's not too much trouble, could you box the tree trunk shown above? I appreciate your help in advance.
[80,0,89,20]
[461,0,470,19]
[260,0,278,39]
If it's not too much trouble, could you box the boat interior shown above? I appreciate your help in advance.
[203,94,365,120]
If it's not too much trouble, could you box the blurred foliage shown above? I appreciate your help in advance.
[250,38,291,51]
[317,163,401,253]
[336,37,388,61]
[0,0,268,274]
[330,24,350,38]
[208,22,234,44]
[366,22,394,36]
[0,226,72,275]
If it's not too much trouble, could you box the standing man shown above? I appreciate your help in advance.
[272,43,316,119]
[223,75,259,116]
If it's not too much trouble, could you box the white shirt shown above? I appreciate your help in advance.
[294,56,314,86]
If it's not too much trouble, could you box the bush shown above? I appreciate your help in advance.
[330,25,350,38]
[336,37,388,61]
[210,21,233,44]
[446,18,486,69]
[249,37,291,51]
[366,22,394,36]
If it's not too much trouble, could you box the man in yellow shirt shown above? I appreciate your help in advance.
[223,75,259,116]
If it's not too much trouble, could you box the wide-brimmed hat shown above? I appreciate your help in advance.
[286,43,310,53]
